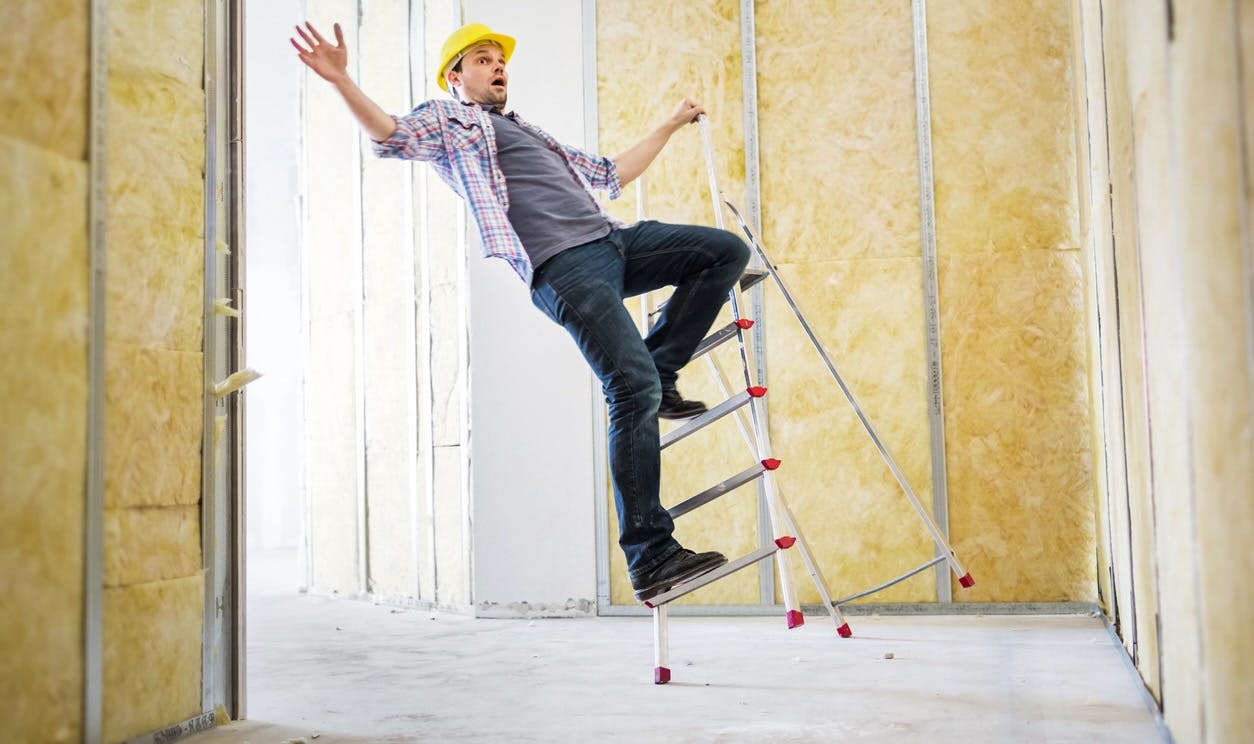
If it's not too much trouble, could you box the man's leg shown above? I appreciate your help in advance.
[530,239,726,599]
[612,220,751,394]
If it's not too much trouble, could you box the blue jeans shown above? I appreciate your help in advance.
[529,220,750,580]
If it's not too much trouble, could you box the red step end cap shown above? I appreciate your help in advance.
[654,667,671,684]
[837,623,852,638]
[643,600,655,609]
[775,536,796,549]
[747,386,767,397]
[959,573,975,588]
[735,318,754,329]
[786,610,805,629]
[762,458,781,470]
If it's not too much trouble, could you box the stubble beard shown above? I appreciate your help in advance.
[463,84,507,109]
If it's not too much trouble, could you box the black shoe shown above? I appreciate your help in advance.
[659,384,707,420]
[632,548,728,602]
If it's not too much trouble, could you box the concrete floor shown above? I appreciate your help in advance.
[187,554,1165,744]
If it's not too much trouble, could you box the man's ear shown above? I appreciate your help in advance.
[446,69,461,90]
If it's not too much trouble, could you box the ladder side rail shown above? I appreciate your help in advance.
[699,355,799,621]
[697,115,726,231]
[635,178,654,335]
[698,113,756,391]
[759,468,804,628]
[695,113,768,469]
[726,288,756,390]
[773,492,852,635]
[742,362,805,628]
[712,372,851,633]
[703,352,784,611]
[697,115,805,627]
[723,200,972,586]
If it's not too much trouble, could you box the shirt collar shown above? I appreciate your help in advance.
[471,101,515,119]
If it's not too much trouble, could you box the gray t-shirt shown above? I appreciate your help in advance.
[486,106,611,271]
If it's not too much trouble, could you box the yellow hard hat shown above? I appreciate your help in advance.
[437,22,516,93]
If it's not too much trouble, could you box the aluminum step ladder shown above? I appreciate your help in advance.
[636,116,975,684]
[646,371,851,686]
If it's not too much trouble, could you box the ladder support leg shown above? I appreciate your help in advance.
[762,472,803,628]
[722,198,975,589]
[776,494,852,637]
[653,605,670,684]
[705,347,813,630]
[744,381,805,629]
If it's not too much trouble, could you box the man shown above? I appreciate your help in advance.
[291,21,749,602]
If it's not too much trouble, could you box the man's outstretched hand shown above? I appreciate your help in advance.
[613,98,710,186]
[287,20,397,141]
[291,21,348,83]
[665,97,706,133]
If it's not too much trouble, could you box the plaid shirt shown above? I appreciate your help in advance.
[373,99,626,284]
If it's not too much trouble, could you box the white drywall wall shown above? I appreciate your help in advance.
[465,0,600,612]
[244,0,305,553]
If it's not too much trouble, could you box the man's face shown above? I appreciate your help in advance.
[448,42,508,108]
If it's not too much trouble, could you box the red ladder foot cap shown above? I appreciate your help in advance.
[747,386,767,397]
[654,667,671,684]
[786,610,805,629]
[762,458,781,470]
[734,318,754,329]
[959,573,975,588]
[775,536,796,549]
[837,623,852,638]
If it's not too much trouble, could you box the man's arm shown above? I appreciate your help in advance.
[612,98,705,186]
[291,21,397,142]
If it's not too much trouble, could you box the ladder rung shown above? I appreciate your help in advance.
[644,544,781,607]
[739,268,768,292]
[667,458,779,519]
[689,318,754,363]
[659,387,765,451]
[647,269,769,323]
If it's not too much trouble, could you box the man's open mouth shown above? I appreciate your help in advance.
[491,77,505,87]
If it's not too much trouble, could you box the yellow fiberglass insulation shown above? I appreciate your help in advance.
[101,0,208,738]
[928,0,1095,601]
[598,0,1096,606]
[1,141,90,744]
